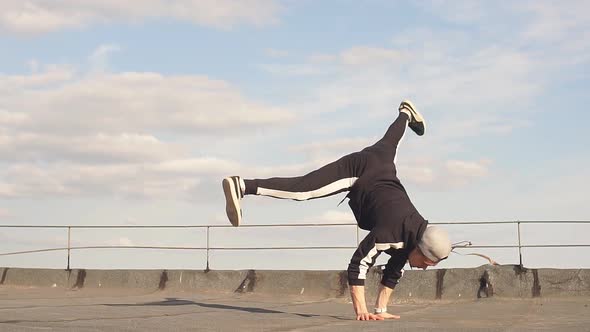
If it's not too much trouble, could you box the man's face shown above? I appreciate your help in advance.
[408,247,438,270]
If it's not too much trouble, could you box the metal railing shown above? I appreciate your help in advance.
[0,220,589,270]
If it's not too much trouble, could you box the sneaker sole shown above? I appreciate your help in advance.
[222,177,241,227]
[400,100,425,135]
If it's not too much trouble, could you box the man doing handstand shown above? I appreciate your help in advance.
[222,100,452,321]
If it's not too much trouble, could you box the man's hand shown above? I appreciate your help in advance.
[376,312,401,319]
[356,312,385,321]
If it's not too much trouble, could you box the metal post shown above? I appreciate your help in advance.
[206,226,210,271]
[517,221,523,268]
[66,227,71,271]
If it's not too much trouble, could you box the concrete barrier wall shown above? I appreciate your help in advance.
[1,265,589,301]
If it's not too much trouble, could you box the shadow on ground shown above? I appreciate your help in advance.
[106,298,349,320]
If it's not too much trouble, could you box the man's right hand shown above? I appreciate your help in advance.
[376,312,401,319]
[356,312,385,321]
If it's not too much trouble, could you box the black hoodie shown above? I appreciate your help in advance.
[345,160,428,288]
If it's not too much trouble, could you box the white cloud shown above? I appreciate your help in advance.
[411,1,590,66]
[0,183,17,197]
[254,2,589,196]
[398,164,436,185]
[262,2,590,119]
[398,158,491,189]
[251,161,321,179]
[0,57,296,200]
[0,110,30,126]
[265,46,408,77]
[153,157,241,175]
[446,159,490,179]
[263,43,541,121]
[0,132,185,163]
[0,0,281,35]
[289,137,374,157]
[0,160,193,199]
[1,66,295,135]
[434,115,532,141]
[0,153,281,199]
[515,1,590,42]
[286,133,492,190]
[89,44,121,72]
[0,64,75,88]
[413,0,488,24]
[513,167,590,220]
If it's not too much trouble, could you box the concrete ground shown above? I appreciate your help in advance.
[0,286,588,332]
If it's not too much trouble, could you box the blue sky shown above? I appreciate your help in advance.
[0,0,589,270]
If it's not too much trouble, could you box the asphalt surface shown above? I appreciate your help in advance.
[0,286,589,331]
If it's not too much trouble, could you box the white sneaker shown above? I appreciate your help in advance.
[399,100,425,136]
[222,176,244,227]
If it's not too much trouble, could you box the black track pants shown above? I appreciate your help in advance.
[244,113,409,199]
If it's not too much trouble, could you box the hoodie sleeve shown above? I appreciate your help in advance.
[381,250,408,289]
[347,230,382,286]
[347,222,409,286]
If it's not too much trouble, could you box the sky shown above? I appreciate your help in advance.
[0,0,589,271]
